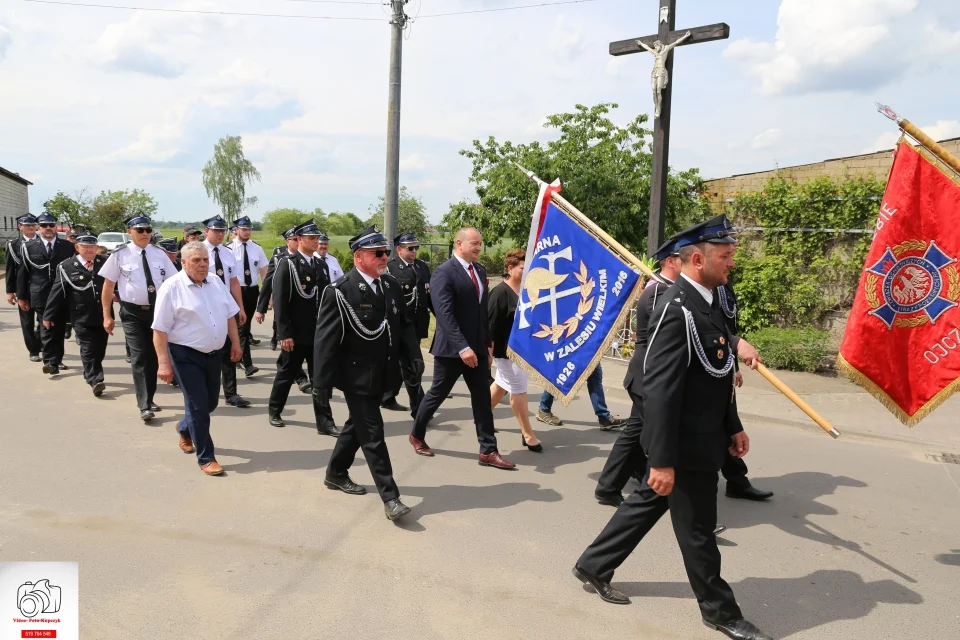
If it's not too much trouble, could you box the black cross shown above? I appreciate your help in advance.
[609,0,729,256]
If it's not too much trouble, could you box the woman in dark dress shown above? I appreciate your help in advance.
[488,249,542,451]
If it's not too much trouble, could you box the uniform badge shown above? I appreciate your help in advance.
[254,260,259,267]
[160,269,166,277]
[717,349,724,359]
[148,285,156,293]
[359,283,367,291]
[306,275,311,282]
[216,269,224,276]
[245,270,251,276]
[719,336,725,345]
[79,275,84,280]
[301,284,307,290]
[392,305,398,315]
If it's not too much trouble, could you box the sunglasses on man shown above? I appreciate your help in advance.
[371,249,391,258]
[132,227,153,234]
[39,223,56,229]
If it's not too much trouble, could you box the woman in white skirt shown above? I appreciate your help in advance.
[488,249,542,452]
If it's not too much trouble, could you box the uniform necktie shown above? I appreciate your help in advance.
[468,263,480,299]
[242,242,252,286]
[214,246,225,284]
[85,261,93,269]
[141,249,157,306]
[372,278,382,299]
[46,241,53,258]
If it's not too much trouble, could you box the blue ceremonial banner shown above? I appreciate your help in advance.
[507,200,644,404]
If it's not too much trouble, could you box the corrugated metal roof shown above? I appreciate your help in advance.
[0,166,33,186]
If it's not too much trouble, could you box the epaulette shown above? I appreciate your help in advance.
[381,272,401,289]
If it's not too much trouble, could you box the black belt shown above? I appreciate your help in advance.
[241,284,259,289]
[121,301,153,311]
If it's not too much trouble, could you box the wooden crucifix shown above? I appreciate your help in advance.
[609,0,729,256]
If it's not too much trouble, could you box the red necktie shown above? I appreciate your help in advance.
[85,261,93,269]
[468,263,480,298]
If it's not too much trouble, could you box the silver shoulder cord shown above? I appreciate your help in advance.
[21,242,50,274]
[718,286,737,319]
[644,302,735,378]
[57,263,94,295]
[333,287,391,345]
[288,262,318,300]
[7,241,21,266]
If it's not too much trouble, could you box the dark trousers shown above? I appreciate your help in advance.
[596,392,751,497]
[37,303,66,367]
[577,469,742,624]
[596,390,648,497]
[169,343,221,465]
[382,350,425,415]
[411,355,498,454]
[74,324,108,386]
[220,326,238,399]
[268,343,334,428]
[19,306,42,356]
[328,393,400,502]
[120,303,158,411]
[238,286,259,368]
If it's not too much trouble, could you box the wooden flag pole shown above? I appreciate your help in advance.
[514,162,842,439]
[877,103,960,175]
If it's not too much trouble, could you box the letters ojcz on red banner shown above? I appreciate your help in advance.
[839,141,960,425]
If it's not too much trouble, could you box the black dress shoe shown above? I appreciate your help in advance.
[571,566,630,604]
[42,364,59,375]
[317,423,341,437]
[125,356,131,363]
[380,399,408,411]
[269,414,285,428]
[384,498,411,521]
[56,362,68,370]
[595,491,624,507]
[251,337,261,345]
[297,379,312,394]
[726,484,774,501]
[244,365,260,377]
[270,340,277,351]
[149,402,162,412]
[714,524,727,536]
[140,409,155,421]
[704,618,773,640]
[29,354,41,362]
[324,474,367,495]
[226,395,251,408]
[92,382,106,397]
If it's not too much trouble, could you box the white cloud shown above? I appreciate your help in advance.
[750,128,782,150]
[548,14,586,58]
[865,120,960,153]
[0,24,11,61]
[724,0,960,95]
[400,154,426,171]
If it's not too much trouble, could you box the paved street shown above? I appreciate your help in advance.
[1,302,958,639]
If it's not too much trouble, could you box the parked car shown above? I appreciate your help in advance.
[97,232,131,253]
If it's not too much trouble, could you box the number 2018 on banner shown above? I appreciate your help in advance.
[924,327,960,364]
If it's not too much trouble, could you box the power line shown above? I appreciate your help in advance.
[418,0,601,19]
[21,0,388,20]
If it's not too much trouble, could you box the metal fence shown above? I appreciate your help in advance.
[603,307,638,363]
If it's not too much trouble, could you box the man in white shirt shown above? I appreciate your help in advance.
[100,214,176,421]
[153,241,242,476]
[229,215,268,376]
[315,231,344,281]
[202,215,251,408]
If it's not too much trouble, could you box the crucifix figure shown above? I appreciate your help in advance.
[609,0,729,256]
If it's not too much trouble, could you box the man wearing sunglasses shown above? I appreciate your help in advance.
[6,214,42,362]
[100,214,176,421]
[267,219,339,435]
[382,231,432,417]
[16,213,77,374]
[314,226,423,521]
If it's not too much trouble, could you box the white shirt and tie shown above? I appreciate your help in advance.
[229,238,268,287]
[203,239,238,284]
[453,253,483,302]
[357,269,384,296]
[99,243,175,306]
[314,252,344,281]
[152,271,241,353]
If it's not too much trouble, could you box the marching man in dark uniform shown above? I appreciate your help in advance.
[16,212,77,374]
[382,231,431,416]
[100,214,176,421]
[43,234,110,396]
[229,215,268,377]
[5,214,42,361]
[267,219,339,435]
[573,216,772,640]
[314,226,423,521]
[157,238,182,271]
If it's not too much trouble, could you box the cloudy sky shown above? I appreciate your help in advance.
[1,0,959,226]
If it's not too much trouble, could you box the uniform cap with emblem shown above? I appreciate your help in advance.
[350,226,389,252]
[157,238,179,253]
[672,214,737,249]
[17,214,39,225]
[293,219,321,237]
[183,224,200,236]
[36,213,57,225]
[125,213,152,229]
[235,216,253,229]
[394,232,419,247]
[75,234,98,246]
[654,234,681,262]
[282,226,298,240]
[203,215,228,230]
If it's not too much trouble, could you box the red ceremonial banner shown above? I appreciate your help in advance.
[839,141,960,425]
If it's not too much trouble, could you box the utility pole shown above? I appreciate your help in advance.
[383,0,408,243]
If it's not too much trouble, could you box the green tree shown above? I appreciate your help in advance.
[324,212,364,235]
[367,186,428,239]
[43,190,90,227]
[74,188,159,233]
[261,208,312,237]
[201,135,261,224]
[442,103,710,252]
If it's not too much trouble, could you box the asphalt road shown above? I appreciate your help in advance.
[0,303,958,639]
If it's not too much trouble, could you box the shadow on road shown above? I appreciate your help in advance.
[614,569,922,638]
[216,447,330,474]
[935,549,960,566]
[400,482,563,524]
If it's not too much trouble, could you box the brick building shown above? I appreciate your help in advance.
[704,137,960,207]
[0,165,32,242]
